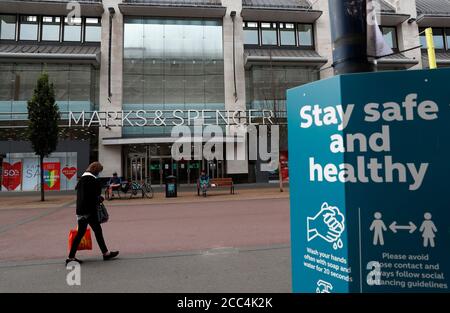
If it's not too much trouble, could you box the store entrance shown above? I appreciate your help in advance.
[128,153,147,183]
[124,144,219,186]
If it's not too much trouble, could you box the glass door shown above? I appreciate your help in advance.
[128,153,147,183]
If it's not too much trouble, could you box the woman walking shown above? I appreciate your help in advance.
[66,162,119,265]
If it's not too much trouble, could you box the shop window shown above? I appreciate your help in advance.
[85,17,101,42]
[261,22,278,46]
[19,15,38,41]
[280,23,296,46]
[41,16,61,41]
[420,27,445,50]
[380,26,398,50]
[0,15,16,40]
[298,24,313,47]
[244,21,259,45]
[63,17,82,42]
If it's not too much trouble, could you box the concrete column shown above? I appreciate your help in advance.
[314,0,334,78]
[397,0,422,69]
[98,0,123,177]
[222,0,248,174]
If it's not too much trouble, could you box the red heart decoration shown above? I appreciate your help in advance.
[62,167,77,180]
[2,162,22,191]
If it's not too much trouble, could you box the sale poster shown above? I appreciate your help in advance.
[2,161,22,191]
[22,158,40,191]
[43,162,61,191]
[280,151,289,182]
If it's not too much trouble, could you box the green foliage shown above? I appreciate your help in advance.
[27,72,60,157]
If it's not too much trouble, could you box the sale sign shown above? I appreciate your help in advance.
[43,162,60,191]
[62,167,77,180]
[2,162,22,191]
[280,151,289,182]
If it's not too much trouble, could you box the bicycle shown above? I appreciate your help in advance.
[129,180,154,199]
[105,180,153,200]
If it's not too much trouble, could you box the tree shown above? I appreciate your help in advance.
[27,72,60,201]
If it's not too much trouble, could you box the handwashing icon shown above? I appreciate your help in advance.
[307,202,345,250]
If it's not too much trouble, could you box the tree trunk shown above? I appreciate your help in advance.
[40,155,45,202]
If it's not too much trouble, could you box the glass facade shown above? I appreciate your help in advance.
[432,28,445,49]
[280,23,296,46]
[19,15,38,41]
[63,17,82,42]
[123,18,225,137]
[243,21,314,48]
[42,16,61,41]
[246,66,318,113]
[298,24,313,47]
[261,22,278,45]
[0,15,16,40]
[0,15,101,43]
[243,22,259,45]
[381,26,397,50]
[85,18,101,42]
[246,65,319,152]
[0,63,100,120]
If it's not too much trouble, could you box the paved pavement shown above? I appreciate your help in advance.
[0,188,291,292]
[0,245,291,293]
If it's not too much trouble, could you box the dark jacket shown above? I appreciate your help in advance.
[76,173,102,216]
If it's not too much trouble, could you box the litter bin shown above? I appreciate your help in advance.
[165,175,177,198]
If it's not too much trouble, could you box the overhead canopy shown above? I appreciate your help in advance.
[0,43,101,66]
[0,0,104,17]
[376,0,410,26]
[119,0,226,18]
[379,13,410,26]
[416,0,450,27]
[241,0,322,23]
[376,53,419,69]
[422,51,450,68]
[244,48,328,69]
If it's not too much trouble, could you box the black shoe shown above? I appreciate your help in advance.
[65,258,83,266]
[103,251,119,261]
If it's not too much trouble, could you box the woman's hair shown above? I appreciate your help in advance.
[86,162,104,175]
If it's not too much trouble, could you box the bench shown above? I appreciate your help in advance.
[197,177,235,196]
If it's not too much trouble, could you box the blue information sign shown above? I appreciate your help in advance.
[287,68,450,293]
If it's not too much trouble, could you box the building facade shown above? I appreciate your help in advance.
[0,0,449,191]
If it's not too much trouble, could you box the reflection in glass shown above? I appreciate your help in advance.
[20,16,38,41]
[64,17,82,42]
[419,28,427,48]
[0,15,16,40]
[123,19,225,137]
[261,23,277,45]
[298,24,313,46]
[280,23,296,46]
[85,18,101,42]
[244,29,259,45]
[432,28,445,49]
[42,16,60,41]
[0,64,98,119]
[381,26,397,49]
[244,22,259,45]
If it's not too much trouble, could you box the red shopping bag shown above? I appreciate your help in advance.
[68,228,92,252]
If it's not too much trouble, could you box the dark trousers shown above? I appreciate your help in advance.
[69,215,108,258]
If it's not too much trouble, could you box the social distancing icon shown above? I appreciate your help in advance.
[369,211,437,248]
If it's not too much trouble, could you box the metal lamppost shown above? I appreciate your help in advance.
[328,0,375,74]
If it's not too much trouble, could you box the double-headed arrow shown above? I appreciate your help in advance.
[389,222,417,234]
